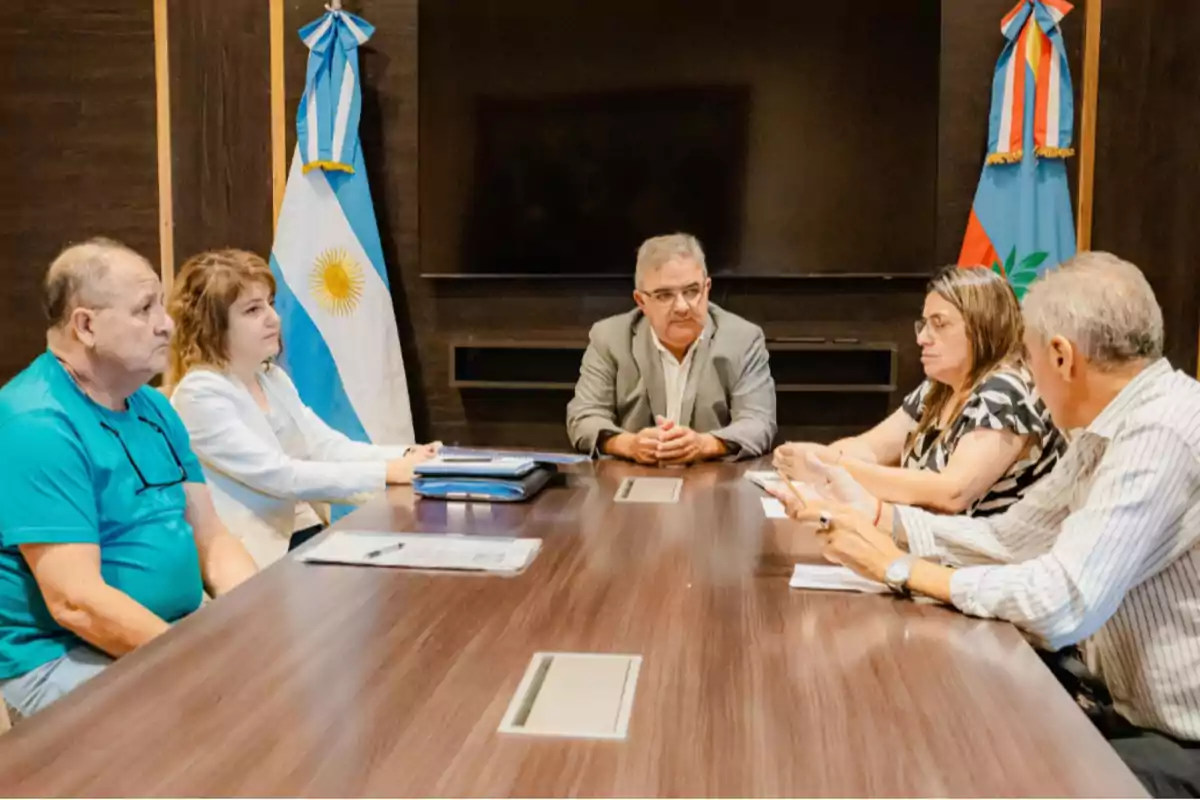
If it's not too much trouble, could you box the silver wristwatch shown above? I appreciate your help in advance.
[883,555,919,596]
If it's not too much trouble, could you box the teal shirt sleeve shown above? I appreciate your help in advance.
[0,412,100,546]
[138,388,205,484]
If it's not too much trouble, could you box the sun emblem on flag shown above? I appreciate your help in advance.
[310,248,364,315]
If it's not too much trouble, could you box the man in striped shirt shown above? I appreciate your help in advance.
[775,252,1200,797]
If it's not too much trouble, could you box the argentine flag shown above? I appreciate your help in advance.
[270,8,414,445]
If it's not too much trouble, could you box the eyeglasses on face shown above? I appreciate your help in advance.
[642,283,705,307]
[99,416,187,494]
[914,315,956,338]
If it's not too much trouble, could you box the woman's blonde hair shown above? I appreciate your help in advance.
[166,249,277,388]
[910,265,1025,447]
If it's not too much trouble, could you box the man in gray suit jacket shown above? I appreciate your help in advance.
[567,233,777,464]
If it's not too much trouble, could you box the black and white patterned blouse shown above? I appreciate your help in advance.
[900,368,1065,517]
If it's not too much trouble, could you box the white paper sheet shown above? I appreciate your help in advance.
[790,563,890,594]
[744,470,788,493]
[613,477,683,504]
[761,497,789,519]
[300,531,541,573]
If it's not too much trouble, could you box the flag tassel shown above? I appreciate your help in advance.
[1034,145,1075,159]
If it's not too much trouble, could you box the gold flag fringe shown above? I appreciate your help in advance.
[986,150,1024,165]
[986,146,1075,165]
[301,160,356,175]
[1035,145,1076,159]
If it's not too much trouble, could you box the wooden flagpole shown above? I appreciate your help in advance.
[270,0,286,229]
[1076,0,1102,252]
[153,0,175,291]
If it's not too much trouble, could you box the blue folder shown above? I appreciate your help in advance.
[413,466,555,502]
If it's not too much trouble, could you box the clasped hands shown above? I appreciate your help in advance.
[766,445,903,584]
[611,416,725,466]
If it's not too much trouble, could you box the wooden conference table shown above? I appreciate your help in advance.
[0,458,1145,797]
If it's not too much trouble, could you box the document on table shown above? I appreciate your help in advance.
[745,470,789,494]
[790,563,890,594]
[299,531,542,573]
[761,497,789,519]
[614,477,683,504]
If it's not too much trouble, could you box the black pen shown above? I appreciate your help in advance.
[365,542,406,560]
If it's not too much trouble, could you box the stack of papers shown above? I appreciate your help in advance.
[789,563,889,594]
[300,531,542,573]
[415,456,538,478]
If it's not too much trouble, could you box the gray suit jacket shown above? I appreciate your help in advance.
[566,305,777,458]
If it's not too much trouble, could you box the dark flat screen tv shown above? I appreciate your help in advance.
[419,0,941,277]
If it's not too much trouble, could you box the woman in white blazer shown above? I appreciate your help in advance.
[166,249,437,567]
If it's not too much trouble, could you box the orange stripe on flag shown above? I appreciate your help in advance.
[959,210,1000,275]
[1009,22,1029,154]
[1034,27,1052,150]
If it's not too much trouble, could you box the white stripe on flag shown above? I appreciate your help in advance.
[341,14,370,44]
[1046,47,1061,148]
[331,62,355,165]
[303,15,334,49]
[273,153,415,444]
[997,51,1017,153]
[305,91,320,164]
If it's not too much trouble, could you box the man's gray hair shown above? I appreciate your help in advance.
[1022,251,1164,367]
[43,237,145,327]
[635,233,708,290]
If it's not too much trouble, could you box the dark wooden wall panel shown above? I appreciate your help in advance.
[0,1,158,381]
[1089,0,1200,373]
[168,0,273,265]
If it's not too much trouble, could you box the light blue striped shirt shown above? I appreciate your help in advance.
[897,359,1200,740]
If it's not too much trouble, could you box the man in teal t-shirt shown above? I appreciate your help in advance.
[0,238,258,718]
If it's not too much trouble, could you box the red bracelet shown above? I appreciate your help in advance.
[873,498,883,527]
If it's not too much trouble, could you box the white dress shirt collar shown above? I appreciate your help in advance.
[651,329,705,424]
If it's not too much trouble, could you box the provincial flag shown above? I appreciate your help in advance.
[959,0,1077,298]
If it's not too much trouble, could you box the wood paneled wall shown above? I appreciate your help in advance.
[167,0,273,266]
[0,1,159,380]
[0,0,273,383]
[1088,0,1200,373]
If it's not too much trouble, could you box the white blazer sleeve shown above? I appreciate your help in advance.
[266,368,412,462]
[172,372,387,503]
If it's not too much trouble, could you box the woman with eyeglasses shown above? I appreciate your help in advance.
[774,265,1064,517]
[166,249,439,567]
